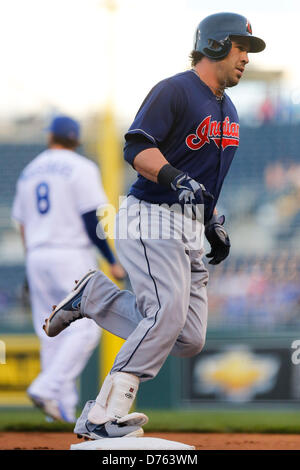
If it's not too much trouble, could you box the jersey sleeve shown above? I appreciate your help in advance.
[125,79,184,147]
[11,179,25,224]
[72,161,108,215]
[123,134,157,166]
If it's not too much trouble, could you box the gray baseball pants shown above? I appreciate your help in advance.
[81,195,208,382]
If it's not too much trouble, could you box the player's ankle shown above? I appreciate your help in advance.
[87,372,140,425]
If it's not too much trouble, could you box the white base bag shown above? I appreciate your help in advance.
[70,437,195,450]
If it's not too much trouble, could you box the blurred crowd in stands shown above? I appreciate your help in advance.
[264,161,300,192]
[256,96,293,125]
[208,254,300,330]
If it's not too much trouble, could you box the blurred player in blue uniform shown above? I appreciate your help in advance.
[44,13,266,438]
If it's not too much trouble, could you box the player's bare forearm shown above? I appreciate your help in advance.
[133,148,214,207]
[133,148,169,183]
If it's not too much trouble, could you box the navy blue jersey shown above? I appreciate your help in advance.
[124,70,239,221]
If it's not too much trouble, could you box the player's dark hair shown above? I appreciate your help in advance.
[51,135,80,150]
[190,50,205,66]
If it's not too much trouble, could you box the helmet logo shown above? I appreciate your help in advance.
[246,20,252,34]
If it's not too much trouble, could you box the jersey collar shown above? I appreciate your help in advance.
[189,69,225,102]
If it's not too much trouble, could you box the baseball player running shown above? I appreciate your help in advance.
[43,13,265,437]
[12,116,125,422]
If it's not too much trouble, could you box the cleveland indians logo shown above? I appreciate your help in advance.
[186,115,239,151]
[246,20,252,35]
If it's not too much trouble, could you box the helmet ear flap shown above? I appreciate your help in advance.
[203,37,232,60]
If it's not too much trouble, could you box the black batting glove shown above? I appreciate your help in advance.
[205,214,230,265]
[170,173,214,205]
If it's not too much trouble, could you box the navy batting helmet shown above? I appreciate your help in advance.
[194,12,266,60]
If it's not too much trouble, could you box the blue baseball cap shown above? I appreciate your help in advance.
[48,116,80,140]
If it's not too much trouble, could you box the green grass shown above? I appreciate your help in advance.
[144,410,300,434]
[2,408,300,433]
[0,408,74,432]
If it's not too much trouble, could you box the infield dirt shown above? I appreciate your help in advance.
[1,432,300,450]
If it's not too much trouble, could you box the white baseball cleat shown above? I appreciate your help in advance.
[74,401,148,440]
[43,270,97,337]
[28,393,75,422]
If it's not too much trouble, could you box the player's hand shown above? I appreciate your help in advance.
[109,263,127,280]
[205,215,230,265]
[171,173,214,205]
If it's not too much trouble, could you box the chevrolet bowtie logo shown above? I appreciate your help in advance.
[194,347,280,401]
